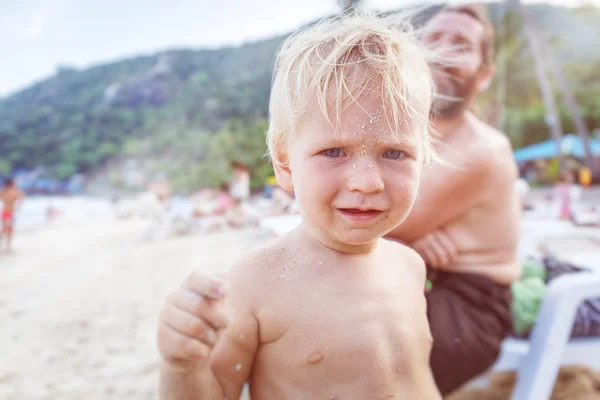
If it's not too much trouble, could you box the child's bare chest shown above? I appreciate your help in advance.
[255,277,430,394]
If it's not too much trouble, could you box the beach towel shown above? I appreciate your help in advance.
[510,256,600,338]
[543,255,600,338]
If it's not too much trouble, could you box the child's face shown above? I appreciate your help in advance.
[278,96,423,250]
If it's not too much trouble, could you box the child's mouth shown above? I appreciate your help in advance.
[337,208,383,222]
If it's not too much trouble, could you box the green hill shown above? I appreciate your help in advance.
[0,3,598,192]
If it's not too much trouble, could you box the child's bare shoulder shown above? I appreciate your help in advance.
[227,232,302,299]
[380,239,426,284]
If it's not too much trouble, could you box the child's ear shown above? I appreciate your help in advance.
[272,149,294,193]
[477,63,495,92]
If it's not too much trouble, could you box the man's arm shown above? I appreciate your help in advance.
[393,153,493,241]
[159,310,258,400]
[405,133,518,263]
[159,260,260,400]
[411,228,458,269]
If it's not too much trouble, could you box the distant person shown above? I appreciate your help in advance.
[227,161,251,227]
[0,177,26,253]
[229,161,250,203]
[214,183,233,216]
[46,204,58,222]
[158,12,442,400]
[148,180,172,208]
[270,185,294,214]
[555,169,575,220]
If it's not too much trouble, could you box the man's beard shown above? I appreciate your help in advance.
[431,70,478,119]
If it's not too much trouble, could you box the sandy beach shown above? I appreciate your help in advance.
[0,208,269,400]
[1,195,599,399]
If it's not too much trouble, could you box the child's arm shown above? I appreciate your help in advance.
[209,265,260,398]
[158,266,259,399]
[159,363,223,399]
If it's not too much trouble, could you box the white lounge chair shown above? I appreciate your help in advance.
[493,272,600,400]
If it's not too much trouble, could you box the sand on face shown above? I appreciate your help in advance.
[0,214,268,400]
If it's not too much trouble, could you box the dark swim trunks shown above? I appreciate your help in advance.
[426,270,513,396]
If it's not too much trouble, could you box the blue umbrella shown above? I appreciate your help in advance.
[514,134,600,162]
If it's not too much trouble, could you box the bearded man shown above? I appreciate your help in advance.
[387,4,522,396]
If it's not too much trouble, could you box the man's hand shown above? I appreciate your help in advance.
[157,273,231,373]
[411,230,458,269]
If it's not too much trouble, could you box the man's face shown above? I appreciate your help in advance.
[423,11,490,118]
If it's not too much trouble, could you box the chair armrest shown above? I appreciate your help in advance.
[512,272,600,400]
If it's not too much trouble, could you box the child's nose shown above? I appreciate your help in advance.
[347,165,384,194]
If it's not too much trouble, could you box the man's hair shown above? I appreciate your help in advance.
[267,10,441,166]
[5,177,15,187]
[442,3,495,66]
[231,160,249,171]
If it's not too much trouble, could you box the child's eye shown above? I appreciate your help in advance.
[322,148,346,158]
[384,149,406,160]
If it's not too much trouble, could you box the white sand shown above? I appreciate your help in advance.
[0,213,269,400]
[3,194,599,400]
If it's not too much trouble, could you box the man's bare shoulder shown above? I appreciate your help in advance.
[467,116,511,157]
[380,239,426,285]
[467,115,517,178]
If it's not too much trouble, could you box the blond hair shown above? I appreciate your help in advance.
[266,10,442,166]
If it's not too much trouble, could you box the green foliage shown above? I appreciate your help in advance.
[0,159,11,175]
[157,119,273,193]
[0,36,280,191]
[475,5,600,151]
[0,4,598,191]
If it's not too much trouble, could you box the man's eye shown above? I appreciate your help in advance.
[384,149,406,160]
[322,148,345,158]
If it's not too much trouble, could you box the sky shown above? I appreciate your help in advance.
[0,0,597,97]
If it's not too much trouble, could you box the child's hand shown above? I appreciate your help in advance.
[157,272,230,373]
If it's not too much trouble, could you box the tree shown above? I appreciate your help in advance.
[538,35,597,176]
[509,0,565,169]
[492,8,523,133]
